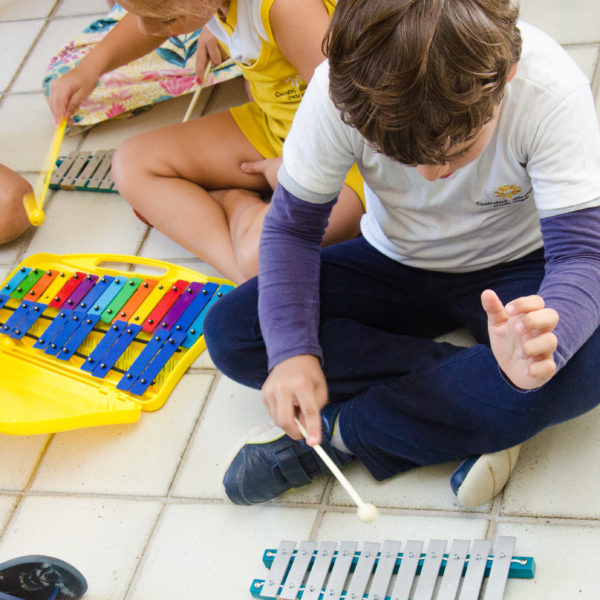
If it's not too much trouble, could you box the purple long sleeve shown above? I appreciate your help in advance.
[538,205,600,370]
[258,182,600,374]
[258,184,334,371]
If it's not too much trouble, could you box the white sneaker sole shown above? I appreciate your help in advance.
[456,444,521,508]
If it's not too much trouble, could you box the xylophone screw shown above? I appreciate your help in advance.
[29,290,34,295]
[154,336,160,341]
[453,554,460,560]
[47,270,52,275]
[126,373,132,379]
[141,378,147,384]
[190,328,196,334]
[158,285,163,290]
[87,357,93,363]
[172,285,178,291]
[94,305,99,310]
[134,316,139,321]
[498,552,506,559]
[127,329,132,334]
[101,277,106,283]
[87,274,92,280]
[2,326,7,331]
[34,306,39,312]
[17,287,22,292]
[112,325,118,330]
[60,272,65,277]
[39,338,45,344]
[143,282,149,288]
[107,309,112,314]
[21,303,26,308]
[309,586,316,592]
[100,363,106,369]
[20,267,25,272]
[81,302,86,308]
[408,552,414,559]
[74,316,79,321]
[169,338,174,344]
[86,319,91,324]
[162,322,167,327]
[51,344,56,349]
[202,289,207,295]
[115,278,120,284]
[15,329,21,335]
[60,312,65,318]
[176,325,181,330]
[475,553,482,561]
[74,273,79,279]
[33,269,38,274]
[129,281,135,286]
[68,300,73,305]
[55,296,60,302]
[148,319,154,325]
[121,312,126,317]
[217,292,223,297]
[62,348,68,353]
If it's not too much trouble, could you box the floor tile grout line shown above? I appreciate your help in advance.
[164,371,220,498]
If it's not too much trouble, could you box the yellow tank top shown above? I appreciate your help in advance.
[216,0,336,144]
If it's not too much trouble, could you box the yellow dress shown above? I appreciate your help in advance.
[216,0,364,204]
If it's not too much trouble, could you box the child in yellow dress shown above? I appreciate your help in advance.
[48,0,365,284]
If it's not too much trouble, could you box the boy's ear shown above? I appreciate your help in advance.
[506,62,519,83]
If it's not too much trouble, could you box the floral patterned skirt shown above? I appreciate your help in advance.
[43,4,241,126]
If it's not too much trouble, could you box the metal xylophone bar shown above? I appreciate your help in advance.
[251,537,535,600]
[49,150,117,193]
[0,265,233,396]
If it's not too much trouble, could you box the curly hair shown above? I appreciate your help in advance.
[325,0,521,165]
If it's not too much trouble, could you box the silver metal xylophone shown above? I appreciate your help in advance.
[251,537,535,600]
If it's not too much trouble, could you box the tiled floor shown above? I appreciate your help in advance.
[0,1,599,599]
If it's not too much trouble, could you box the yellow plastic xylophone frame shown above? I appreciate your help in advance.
[0,253,233,435]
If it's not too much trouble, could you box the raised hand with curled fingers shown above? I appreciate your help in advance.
[482,289,559,390]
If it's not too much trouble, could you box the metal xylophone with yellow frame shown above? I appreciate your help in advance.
[0,253,234,435]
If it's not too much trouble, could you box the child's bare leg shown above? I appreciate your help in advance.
[214,188,268,280]
[217,182,363,281]
[0,164,31,244]
[111,111,269,284]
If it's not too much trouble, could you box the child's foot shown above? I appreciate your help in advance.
[223,421,352,505]
[0,555,87,600]
[450,444,521,507]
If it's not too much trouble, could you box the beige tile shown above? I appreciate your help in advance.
[496,521,600,599]
[130,503,318,600]
[0,495,162,600]
[23,188,147,256]
[316,511,489,548]
[32,374,213,495]
[0,495,18,535]
[0,94,79,171]
[0,434,49,491]
[328,460,490,513]
[565,45,600,82]
[173,374,329,503]
[0,0,56,20]
[12,15,94,93]
[519,0,600,45]
[501,405,600,518]
[204,76,248,114]
[56,0,109,17]
[0,20,44,91]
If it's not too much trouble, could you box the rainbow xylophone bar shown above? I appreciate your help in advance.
[0,253,233,435]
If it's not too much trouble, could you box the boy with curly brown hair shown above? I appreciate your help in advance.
[204,0,600,507]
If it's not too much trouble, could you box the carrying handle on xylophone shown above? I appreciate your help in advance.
[23,117,68,226]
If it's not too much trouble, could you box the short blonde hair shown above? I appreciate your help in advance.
[121,0,221,20]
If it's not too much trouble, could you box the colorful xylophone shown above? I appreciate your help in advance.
[251,537,535,600]
[0,253,233,435]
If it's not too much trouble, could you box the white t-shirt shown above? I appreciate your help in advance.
[205,0,267,65]
[279,22,600,272]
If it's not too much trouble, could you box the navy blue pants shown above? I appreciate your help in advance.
[204,237,600,480]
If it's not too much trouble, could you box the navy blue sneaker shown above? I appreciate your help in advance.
[450,444,521,507]
[0,555,87,600]
[223,419,352,505]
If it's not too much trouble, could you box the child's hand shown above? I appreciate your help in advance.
[240,157,282,190]
[261,354,328,446]
[195,28,226,83]
[482,289,559,389]
[49,66,99,125]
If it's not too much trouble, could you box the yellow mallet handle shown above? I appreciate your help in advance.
[23,117,68,226]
